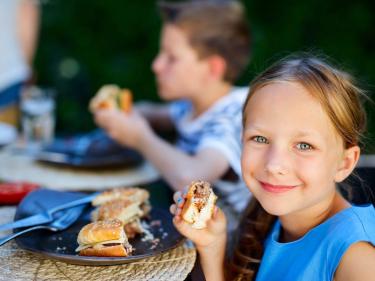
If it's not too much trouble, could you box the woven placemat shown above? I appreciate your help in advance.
[0,207,196,281]
[0,148,159,191]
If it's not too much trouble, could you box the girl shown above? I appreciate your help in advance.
[171,54,375,281]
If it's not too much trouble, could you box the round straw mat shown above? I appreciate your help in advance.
[0,148,159,191]
[0,207,196,281]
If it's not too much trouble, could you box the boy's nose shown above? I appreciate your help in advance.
[152,54,164,75]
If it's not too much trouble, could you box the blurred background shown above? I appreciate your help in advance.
[33,0,375,152]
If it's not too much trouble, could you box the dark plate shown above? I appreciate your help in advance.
[36,149,143,169]
[14,189,185,265]
[35,130,143,169]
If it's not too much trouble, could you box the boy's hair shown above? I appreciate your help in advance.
[158,0,251,82]
[228,54,369,280]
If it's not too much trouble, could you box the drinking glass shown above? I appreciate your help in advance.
[21,86,55,149]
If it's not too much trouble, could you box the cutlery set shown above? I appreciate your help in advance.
[0,193,97,246]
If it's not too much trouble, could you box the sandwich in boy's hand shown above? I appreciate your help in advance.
[181,180,217,229]
[76,219,133,257]
[89,84,132,113]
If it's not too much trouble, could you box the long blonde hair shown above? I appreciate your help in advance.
[228,54,369,280]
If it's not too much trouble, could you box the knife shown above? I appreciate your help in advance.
[0,192,98,232]
[35,151,70,163]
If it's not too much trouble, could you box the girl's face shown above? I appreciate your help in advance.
[152,24,210,101]
[241,81,350,217]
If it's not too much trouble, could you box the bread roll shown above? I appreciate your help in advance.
[92,187,149,206]
[76,219,132,257]
[91,199,144,224]
[181,181,217,229]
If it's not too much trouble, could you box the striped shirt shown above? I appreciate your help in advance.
[169,87,251,214]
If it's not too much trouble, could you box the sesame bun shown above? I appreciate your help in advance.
[91,199,143,224]
[76,219,132,257]
[77,219,124,245]
[79,244,130,257]
[92,187,149,206]
[181,181,217,229]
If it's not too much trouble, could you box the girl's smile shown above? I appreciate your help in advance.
[259,181,300,194]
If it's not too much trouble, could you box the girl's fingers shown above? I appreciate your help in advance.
[182,185,189,196]
[170,204,177,215]
[173,191,182,203]
[173,216,193,235]
[173,191,185,207]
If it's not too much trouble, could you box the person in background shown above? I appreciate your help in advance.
[0,0,40,126]
[171,54,375,281]
[94,0,252,229]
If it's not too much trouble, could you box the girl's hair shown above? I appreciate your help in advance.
[228,53,370,280]
[158,0,251,82]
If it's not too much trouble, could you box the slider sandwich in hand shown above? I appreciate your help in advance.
[181,180,217,229]
[89,84,132,113]
[76,219,132,257]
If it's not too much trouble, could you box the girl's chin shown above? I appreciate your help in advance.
[258,200,291,216]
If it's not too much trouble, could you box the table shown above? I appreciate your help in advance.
[0,147,160,191]
[0,147,196,280]
[0,207,196,281]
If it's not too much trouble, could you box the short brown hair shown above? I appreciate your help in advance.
[158,1,251,82]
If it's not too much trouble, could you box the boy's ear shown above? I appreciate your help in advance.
[206,55,227,80]
[334,146,360,182]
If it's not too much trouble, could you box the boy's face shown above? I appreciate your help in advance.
[152,24,210,101]
[241,82,350,217]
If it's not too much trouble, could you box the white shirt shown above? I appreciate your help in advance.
[0,0,30,92]
[169,87,251,213]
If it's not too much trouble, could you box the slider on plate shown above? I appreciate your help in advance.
[91,187,151,238]
[76,219,132,257]
[92,187,149,206]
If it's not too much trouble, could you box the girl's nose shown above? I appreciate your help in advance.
[265,147,289,176]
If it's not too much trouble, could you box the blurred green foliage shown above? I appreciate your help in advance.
[34,0,375,151]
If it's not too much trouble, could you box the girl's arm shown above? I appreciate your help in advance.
[172,208,227,281]
[197,235,226,281]
[334,241,375,281]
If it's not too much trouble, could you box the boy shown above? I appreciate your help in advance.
[94,0,251,222]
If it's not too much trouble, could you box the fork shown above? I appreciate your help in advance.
[0,205,83,246]
[0,192,97,232]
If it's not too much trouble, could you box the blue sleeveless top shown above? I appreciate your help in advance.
[256,205,375,281]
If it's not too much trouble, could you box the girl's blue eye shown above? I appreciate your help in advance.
[296,142,312,150]
[252,136,268,144]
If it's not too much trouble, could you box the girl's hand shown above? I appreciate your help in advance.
[170,190,227,252]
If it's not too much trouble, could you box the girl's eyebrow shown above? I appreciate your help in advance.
[243,124,266,132]
[294,130,321,138]
[243,127,322,139]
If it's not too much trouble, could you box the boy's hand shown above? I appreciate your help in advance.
[93,108,151,150]
[170,190,227,252]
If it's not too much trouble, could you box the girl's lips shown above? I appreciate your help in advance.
[259,181,298,194]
